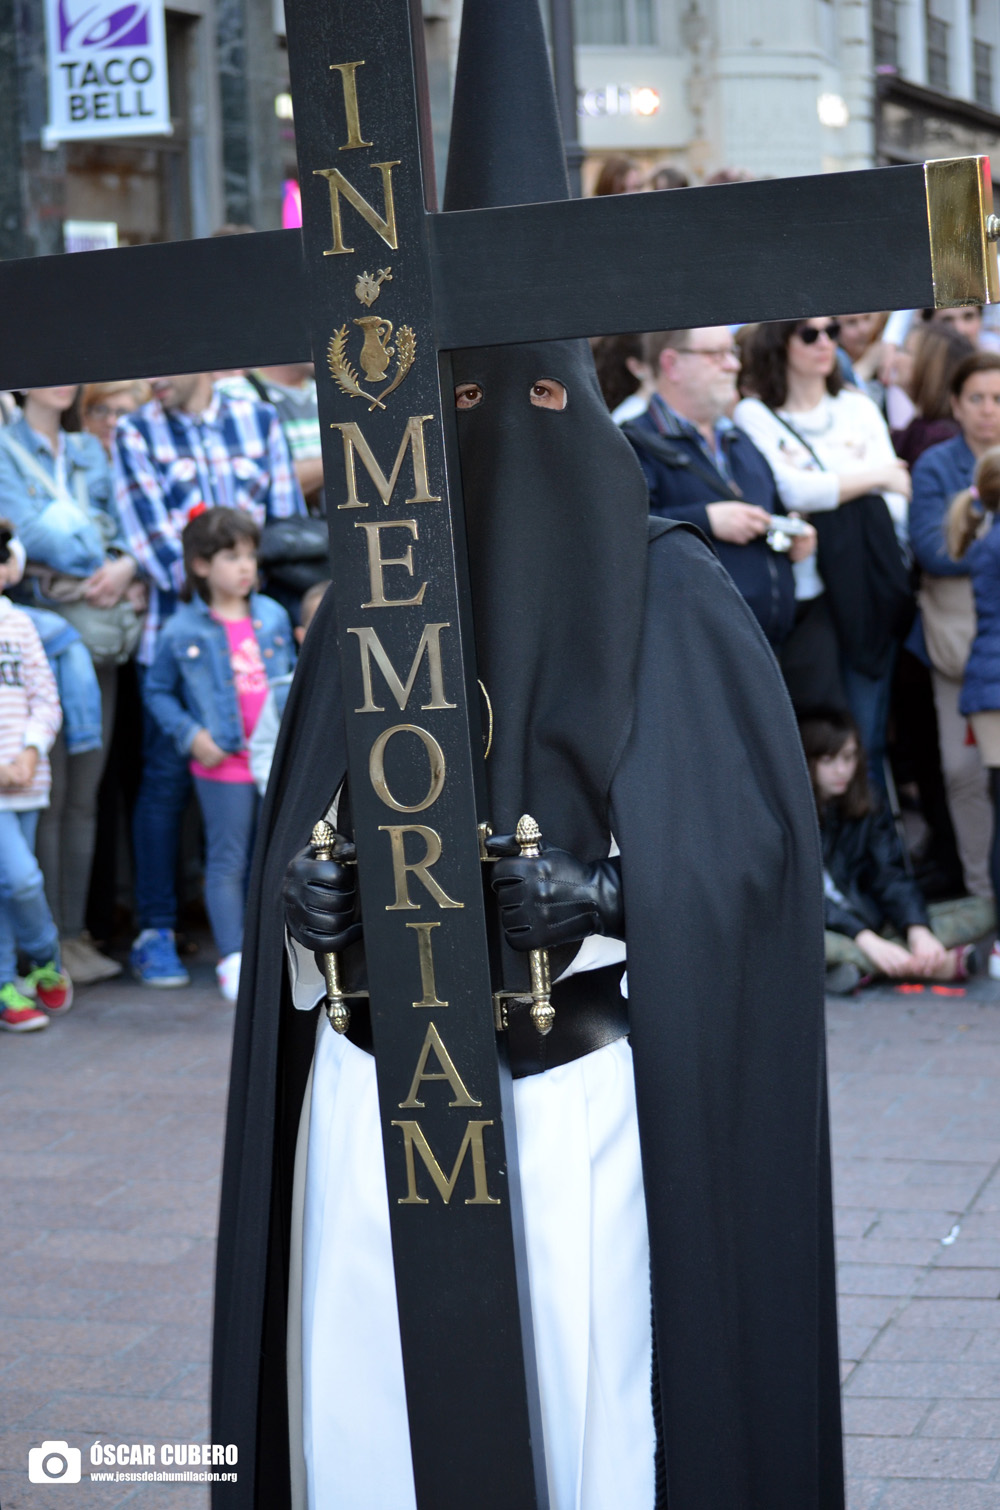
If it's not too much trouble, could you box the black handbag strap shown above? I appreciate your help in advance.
[765,407,830,473]
[243,369,273,406]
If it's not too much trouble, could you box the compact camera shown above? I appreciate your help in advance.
[766,515,812,553]
[28,1442,82,1483]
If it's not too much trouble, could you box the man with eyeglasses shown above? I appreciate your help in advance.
[623,326,816,648]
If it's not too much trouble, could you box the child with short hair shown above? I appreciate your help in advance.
[800,707,979,992]
[0,520,72,1031]
[144,507,295,1000]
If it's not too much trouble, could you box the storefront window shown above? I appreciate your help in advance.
[62,12,194,245]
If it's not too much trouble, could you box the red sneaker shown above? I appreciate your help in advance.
[23,961,74,1015]
[0,983,49,1032]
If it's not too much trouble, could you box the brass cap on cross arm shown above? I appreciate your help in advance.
[924,156,1000,307]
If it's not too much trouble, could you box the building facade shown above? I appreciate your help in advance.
[0,0,456,260]
[4,0,998,263]
[574,0,1000,187]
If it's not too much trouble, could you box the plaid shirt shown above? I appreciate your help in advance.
[114,389,305,663]
[218,374,322,461]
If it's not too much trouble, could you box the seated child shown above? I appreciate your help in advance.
[144,507,295,1002]
[0,520,72,1030]
[800,708,979,990]
[249,578,329,795]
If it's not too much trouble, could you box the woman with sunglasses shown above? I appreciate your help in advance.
[735,317,911,790]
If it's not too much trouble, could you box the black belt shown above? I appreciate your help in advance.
[345,961,629,1078]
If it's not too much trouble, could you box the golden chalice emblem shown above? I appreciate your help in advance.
[328,313,416,412]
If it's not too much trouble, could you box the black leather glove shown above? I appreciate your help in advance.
[487,836,624,952]
[283,835,362,955]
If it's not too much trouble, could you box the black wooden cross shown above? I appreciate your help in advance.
[0,2,996,1505]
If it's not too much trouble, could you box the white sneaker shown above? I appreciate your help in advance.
[61,934,122,985]
[989,944,1000,982]
[216,952,242,1002]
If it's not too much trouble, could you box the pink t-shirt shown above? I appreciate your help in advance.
[190,616,269,783]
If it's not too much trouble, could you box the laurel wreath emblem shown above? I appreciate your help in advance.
[327,322,417,412]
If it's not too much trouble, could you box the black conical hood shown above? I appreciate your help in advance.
[443,0,650,889]
[443,0,569,211]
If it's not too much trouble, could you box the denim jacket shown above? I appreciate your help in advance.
[144,592,295,756]
[0,417,125,578]
[21,605,103,754]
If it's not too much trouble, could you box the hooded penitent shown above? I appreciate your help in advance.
[443,0,649,869]
[453,339,648,864]
[213,1,845,1506]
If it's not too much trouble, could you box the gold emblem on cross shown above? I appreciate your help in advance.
[327,313,416,412]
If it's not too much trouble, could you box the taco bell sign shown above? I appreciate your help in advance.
[43,0,171,144]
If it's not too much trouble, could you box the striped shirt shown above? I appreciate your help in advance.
[113,388,305,663]
[0,597,61,810]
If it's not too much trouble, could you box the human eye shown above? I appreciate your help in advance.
[529,379,567,410]
[455,383,484,410]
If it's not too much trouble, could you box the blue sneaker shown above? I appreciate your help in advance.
[131,929,190,988]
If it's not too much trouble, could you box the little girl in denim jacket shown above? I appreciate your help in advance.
[144,507,295,1001]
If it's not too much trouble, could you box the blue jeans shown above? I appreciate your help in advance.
[193,778,260,957]
[22,607,103,755]
[0,810,60,983]
[842,649,897,796]
[134,666,192,931]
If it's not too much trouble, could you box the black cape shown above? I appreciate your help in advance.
[212,518,844,1509]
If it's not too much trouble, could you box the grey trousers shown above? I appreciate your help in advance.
[931,668,993,900]
[37,663,118,937]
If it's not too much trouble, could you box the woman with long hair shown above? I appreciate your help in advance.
[800,708,978,991]
[591,154,644,196]
[909,351,1000,914]
[590,333,654,423]
[892,323,974,466]
[736,318,912,786]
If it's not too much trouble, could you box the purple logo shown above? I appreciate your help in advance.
[58,0,150,51]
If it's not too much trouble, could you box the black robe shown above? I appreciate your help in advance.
[212,519,844,1509]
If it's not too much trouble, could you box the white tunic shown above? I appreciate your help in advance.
[299,1021,656,1510]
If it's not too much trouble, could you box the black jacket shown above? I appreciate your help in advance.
[822,801,930,939]
[624,409,796,647]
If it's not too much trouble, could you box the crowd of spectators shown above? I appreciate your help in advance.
[3,280,1000,1031]
[596,299,1000,990]
[0,363,323,1029]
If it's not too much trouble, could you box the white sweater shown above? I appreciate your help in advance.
[735,390,908,601]
[0,597,61,810]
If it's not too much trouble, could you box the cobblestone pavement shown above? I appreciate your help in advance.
[3,946,1000,1508]
[832,972,1000,1509]
[0,945,227,1510]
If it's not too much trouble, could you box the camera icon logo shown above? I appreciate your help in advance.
[28,1441,82,1483]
